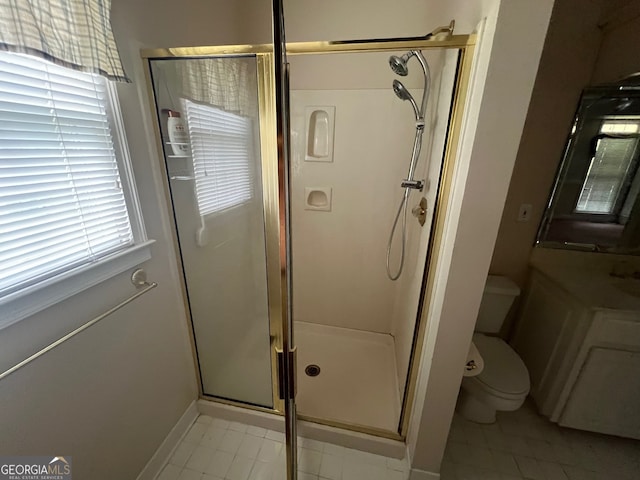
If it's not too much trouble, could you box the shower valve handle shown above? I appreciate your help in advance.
[412,197,428,227]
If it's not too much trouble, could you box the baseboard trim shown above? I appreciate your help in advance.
[409,468,440,479]
[137,400,198,480]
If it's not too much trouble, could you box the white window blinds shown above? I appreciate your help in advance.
[182,99,254,216]
[576,121,640,214]
[0,51,133,297]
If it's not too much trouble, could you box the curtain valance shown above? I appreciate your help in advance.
[0,0,128,81]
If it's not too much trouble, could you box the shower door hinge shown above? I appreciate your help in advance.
[276,347,297,400]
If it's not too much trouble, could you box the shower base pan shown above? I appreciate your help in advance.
[295,321,401,433]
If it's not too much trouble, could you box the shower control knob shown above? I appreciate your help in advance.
[412,204,426,216]
[412,197,428,227]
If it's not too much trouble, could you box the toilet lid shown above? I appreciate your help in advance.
[472,333,529,395]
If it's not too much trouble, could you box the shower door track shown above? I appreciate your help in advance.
[142,34,474,59]
[141,27,476,442]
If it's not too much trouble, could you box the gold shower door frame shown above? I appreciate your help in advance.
[141,31,476,441]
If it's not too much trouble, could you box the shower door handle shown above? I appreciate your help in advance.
[276,348,286,400]
[276,347,297,400]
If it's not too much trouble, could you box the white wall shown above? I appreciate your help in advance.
[290,88,414,333]
[0,1,249,478]
[407,1,554,476]
[288,48,436,335]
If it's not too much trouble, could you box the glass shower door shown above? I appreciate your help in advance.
[148,55,277,408]
[272,0,298,477]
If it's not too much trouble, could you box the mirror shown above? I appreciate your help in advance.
[538,77,640,253]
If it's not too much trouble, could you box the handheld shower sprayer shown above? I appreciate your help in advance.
[386,50,431,281]
[393,80,420,122]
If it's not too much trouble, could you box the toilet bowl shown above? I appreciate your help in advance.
[456,276,530,424]
[458,333,530,423]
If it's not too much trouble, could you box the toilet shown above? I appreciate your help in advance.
[457,275,530,424]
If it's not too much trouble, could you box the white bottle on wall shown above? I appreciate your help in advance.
[165,109,189,156]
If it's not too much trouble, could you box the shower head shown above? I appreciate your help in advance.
[389,50,430,121]
[389,53,411,76]
[393,79,420,120]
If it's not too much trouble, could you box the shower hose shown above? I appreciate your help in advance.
[386,126,425,281]
[386,188,411,281]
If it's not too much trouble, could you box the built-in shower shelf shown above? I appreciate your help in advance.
[170,175,195,181]
[304,106,335,162]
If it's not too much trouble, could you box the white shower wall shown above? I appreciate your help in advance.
[291,88,419,333]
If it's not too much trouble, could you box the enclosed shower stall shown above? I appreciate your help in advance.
[143,29,473,452]
[288,49,457,433]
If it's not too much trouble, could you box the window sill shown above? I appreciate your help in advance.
[0,240,155,330]
[196,201,254,247]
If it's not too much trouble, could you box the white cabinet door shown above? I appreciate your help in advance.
[512,271,589,417]
[560,347,640,439]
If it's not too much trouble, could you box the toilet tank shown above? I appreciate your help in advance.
[476,275,520,333]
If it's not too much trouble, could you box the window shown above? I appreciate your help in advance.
[182,99,254,216]
[575,121,640,214]
[0,51,150,327]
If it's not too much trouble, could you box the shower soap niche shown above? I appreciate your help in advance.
[305,106,335,162]
[305,187,332,212]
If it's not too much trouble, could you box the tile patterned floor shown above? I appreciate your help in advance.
[155,415,410,480]
[441,399,640,480]
[157,399,640,480]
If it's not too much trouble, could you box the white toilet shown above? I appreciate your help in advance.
[457,275,530,424]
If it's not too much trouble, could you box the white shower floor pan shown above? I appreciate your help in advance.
[295,321,401,433]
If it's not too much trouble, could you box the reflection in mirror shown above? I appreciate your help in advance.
[149,57,274,407]
[538,76,640,253]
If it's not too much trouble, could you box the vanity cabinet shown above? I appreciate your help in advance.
[512,269,640,439]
